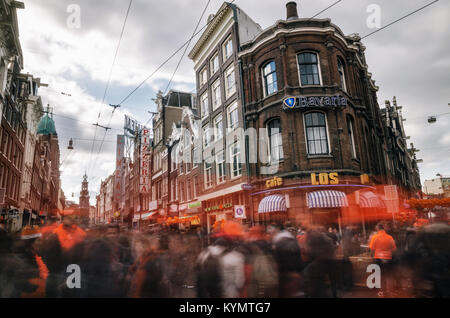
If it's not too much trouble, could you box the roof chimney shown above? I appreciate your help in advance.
[286,1,298,20]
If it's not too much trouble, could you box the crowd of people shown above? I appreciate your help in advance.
[0,216,449,298]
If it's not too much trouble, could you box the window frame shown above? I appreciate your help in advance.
[202,125,211,149]
[200,92,209,119]
[216,150,226,184]
[227,102,239,132]
[297,51,323,86]
[214,114,223,142]
[204,160,213,189]
[210,52,219,75]
[199,66,208,87]
[337,57,347,92]
[347,115,357,159]
[212,78,221,110]
[222,36,233,61]
[229,139,242,179]
[224,64,236,99]
[267,118,284,164]
[303,112,331,156]
[262,61,278,97]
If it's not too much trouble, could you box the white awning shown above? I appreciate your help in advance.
[359,191,385,208]
[307,190,348,208]
[258,195,287,214]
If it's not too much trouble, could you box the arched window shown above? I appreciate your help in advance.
[262,61,277,96]
[267,118,283,163]
[337,57,347,92]
[298,52,321,85]
[304,112,329,155]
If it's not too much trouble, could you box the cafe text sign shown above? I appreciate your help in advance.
[311,172,339,185]
[283,95,348,110]
[266,176,283,188]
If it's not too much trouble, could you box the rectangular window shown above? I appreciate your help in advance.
[203,125,211,148]
[304,112,329,155]
[223,37,233,61]
[216,151,226,184]
[193,177,198,198]
[227,102,239,131]
[199,67,207,87]
[212,79,221,110]
[347,117,357,158]
[298,52,321,85]
[230,140,242,178]
[201,92,209,119]
[180,182,185,202]
[204,161,213,189]
[224,65,236,99]
[262,61,278,96]
[187,182,191,202]
[214,114,223,141]
[210,53,219,75]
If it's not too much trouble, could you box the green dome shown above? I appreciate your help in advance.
[37,114,57,135]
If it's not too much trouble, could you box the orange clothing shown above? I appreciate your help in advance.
[53,224,86,250]
[369,230,396,260]
[21,255,49,298]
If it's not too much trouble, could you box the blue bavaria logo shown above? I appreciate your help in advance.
[283,97,296,108]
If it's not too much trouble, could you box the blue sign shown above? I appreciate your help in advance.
[283,95,348,110]
[283,97,297,108]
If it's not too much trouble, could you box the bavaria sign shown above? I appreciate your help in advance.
[283,95,348,110]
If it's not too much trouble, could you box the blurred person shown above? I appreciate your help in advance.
[77,237,125,297]
[404,222,450,298]
[243,226,278,298]
[269,223,304,297]
[0,231,43,297]
[128,232,177,298]
[369,223,397,297]
[300,227,337,298]
[196,221,245,298]
[35,216,86,297]
[327,227,339,247]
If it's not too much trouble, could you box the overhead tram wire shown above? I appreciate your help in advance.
[87,0,134,177]
[115,0,238,108]
[91,0,218,176]
[361,0,439,39]
[163,0,212,95]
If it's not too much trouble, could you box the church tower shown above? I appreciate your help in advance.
[79,172,90,223]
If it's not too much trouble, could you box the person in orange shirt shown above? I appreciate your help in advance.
[369,223,397,297]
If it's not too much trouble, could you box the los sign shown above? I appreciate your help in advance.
[311,172,339,185]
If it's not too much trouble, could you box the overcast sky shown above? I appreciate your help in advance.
[17,0,450,204]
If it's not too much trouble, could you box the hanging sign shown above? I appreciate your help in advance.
[140,128,150,193]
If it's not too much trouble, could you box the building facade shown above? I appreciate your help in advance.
[188,2,262,232]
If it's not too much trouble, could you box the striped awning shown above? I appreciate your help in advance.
[359,191,385,208]
[307,190,348,208]
[258,195,287,214]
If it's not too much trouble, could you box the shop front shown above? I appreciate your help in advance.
[178,201,202,232]
[251,173,379,231]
